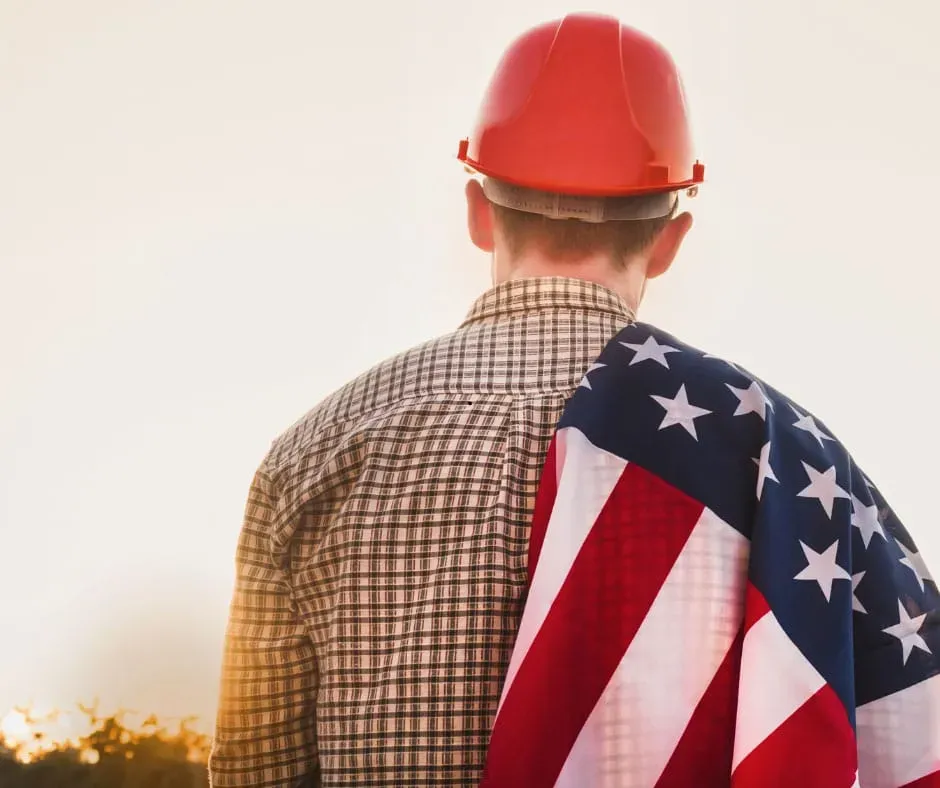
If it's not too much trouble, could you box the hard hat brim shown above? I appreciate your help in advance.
[481,177,683,223]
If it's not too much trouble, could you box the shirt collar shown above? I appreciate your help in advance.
[460,276,635,328]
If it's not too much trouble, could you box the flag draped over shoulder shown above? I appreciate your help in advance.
[480,322,940,788]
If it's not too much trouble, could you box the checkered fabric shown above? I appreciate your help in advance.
[209,277,635,787]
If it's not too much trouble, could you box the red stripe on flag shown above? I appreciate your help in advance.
[527,437,558,582]
[903,773,940,788]
[743,582,771,634]
[480,463,705,788]
[654,628,744,787]
[731,684,856,788]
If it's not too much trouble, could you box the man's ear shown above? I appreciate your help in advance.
[646,211,693,279]
[466,179,495,253]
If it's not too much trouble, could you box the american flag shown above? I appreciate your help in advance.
[480,322,940,787]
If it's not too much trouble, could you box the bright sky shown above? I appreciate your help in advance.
[2,0,939,730]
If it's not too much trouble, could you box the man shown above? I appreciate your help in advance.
[210,13,694,786]
[210,12,938,788]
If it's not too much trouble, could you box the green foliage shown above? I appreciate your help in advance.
[0,704,210,787]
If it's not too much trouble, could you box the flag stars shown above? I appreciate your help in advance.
[789,405,834,448]
[727,381,774,420]
[898,541,935,592]
[882,600,932,665]
[851,495,886,549]
[579,363,606,390]
[753,442,779,501]
[852,572,867,614]
[794,540,851,602]
[620,335,681,368]
[650,384,712,440]
[797,462,850,518]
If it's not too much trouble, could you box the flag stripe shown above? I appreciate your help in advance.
[857,673,940,788]
[554,507,749,787]
[732,587,829,771]
[496,427,627,714]
[742,581,771,634]
[526,436,559,582]
[480,460,704,788]
[731,683,857,787]
[902,774,940,788]
[655,628,744,786]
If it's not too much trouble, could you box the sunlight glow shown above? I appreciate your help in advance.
[1,709,30,742]
[0,702,211,764]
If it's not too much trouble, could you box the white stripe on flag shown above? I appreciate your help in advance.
[732,608,826,771]
[554,508,749,788]
[857,673,940,788]
[496,427,627,713]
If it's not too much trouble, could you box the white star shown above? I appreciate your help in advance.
[620,335,681,368]
[852,572,867,614]
[850,495,885,549]
[650,384,712,440]
[882,600,932,665]
[898,541,935,592]
[752,441,779,500]
[727,381,774,420]
[789,404,834,448]
[794,540,851,602]
[797,462,850,518]
[579,363,606,390]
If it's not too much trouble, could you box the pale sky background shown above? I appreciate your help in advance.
[1,0,939,732]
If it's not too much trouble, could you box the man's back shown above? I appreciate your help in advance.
[210,277,633,787]
[211,12,940,785]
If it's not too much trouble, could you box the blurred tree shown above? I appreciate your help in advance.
[0,703,210,787]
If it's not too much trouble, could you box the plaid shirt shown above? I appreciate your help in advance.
[209,277,634,787]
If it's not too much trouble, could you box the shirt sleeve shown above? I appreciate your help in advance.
[209,462,320,787]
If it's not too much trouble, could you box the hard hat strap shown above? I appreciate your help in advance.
[482,178,679,223]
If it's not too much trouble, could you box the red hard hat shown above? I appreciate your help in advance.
[458,13,704,197]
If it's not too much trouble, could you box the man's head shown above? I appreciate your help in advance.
[465,178,694,310]
[457,13,703,311]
